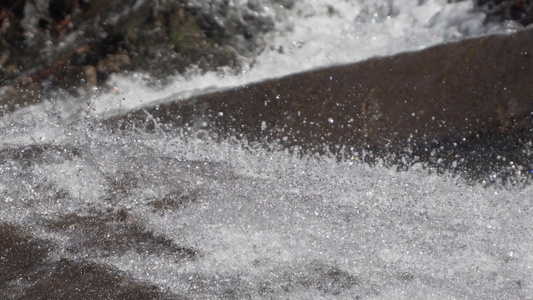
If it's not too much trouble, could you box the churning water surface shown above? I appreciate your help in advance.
[1,0,532,299]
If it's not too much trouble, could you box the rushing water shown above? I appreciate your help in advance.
[2,0,532,299]
[76,0,507,117]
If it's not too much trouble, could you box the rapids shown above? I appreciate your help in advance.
[1,0,532,299]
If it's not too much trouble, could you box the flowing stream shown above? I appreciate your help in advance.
[1,0,532,299]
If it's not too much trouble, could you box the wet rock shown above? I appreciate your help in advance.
[0,210,194,299]
[121,2,239,82]
[182,261,361,298]
[1,0,283,112]
[0,144,81,165]
[45,210,198,259]
[476,0,533,26]
[298,260,359,295]
[104,171,140,200]
[120,28,533,150]
[97,54,131,74]
[83,64,97,86]
[0,223,51,287]
[189,0,276,56]
[148,188,200,212]
[254,260,362,297]
[19,259,180,300]
[0,222,184,299]
[116,28,533,182]
[0,1,26,56]
[0,82,42,113]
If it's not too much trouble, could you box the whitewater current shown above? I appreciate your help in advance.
[1,0,533,299]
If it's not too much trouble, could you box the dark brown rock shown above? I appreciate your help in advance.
[0,221,188,299]
[0,223,51,286]
[19,259,180,300]
[97,54,131,73]
[45,210,198,259]
[118,29,533,156]
[148,189,200,212]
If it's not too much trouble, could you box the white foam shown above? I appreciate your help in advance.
[1,112,532,297]
[1,1,531,298]
[73,0,506,117]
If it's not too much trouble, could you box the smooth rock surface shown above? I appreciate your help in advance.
[119,29,533,155]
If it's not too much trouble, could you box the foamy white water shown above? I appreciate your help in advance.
[1,0,532,299]
[1,120,532,298]
[74,0,507,117]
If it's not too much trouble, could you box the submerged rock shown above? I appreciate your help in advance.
[0,222,181,299]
